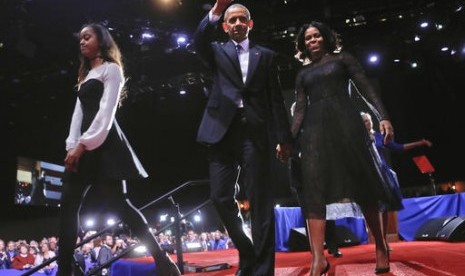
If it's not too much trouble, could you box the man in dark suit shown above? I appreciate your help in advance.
[96,233,113,276]
[193,1,292,275]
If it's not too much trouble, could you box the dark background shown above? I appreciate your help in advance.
[1,0,464,240]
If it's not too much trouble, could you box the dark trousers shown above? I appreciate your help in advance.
[325,219,339,252]
[56,172,163,276]
[208,112,275,276]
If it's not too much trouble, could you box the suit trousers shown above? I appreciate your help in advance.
[208,110,275,276]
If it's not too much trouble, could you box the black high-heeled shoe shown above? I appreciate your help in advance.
[310,258,330,276]
[320,259,330,276]
[375,248,390,274]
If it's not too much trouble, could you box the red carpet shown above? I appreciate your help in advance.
[123,241,465,275]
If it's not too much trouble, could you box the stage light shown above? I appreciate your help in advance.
[179,89,187,95]
[176,35,187,47]
[414,35,421,42]
[134,245,147,254]
[420,22,429,28]
[441,47,449,52]
[368,54,379,64]
[410,62,418,68]
[160,214,168,222]
[141,31,156,40]
[151,0,182,12]
[107,218,116,226]
[194,214,201,222]
[85,219,95,228]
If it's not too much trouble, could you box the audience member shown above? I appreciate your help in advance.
[11,243,35,270]
[34,241,57,274]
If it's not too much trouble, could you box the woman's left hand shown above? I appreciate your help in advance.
[64,143,85,172]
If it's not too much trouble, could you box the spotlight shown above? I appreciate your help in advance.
[368,54,379,64]
[85,219,95,228]
[134,245,147,255]
[107,218,116,226]
[160,214,168,222]
[175,34,189,48]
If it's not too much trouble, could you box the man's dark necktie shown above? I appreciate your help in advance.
[236,44,242,56]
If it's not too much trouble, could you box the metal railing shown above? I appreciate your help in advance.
[21,179,210,276]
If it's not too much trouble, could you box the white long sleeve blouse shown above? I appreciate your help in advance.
[65,62,124,151]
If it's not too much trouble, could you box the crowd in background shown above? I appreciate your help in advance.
[0,227,234,274]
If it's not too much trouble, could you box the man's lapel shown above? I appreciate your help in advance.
[245,43,261,86]
[223,41,243,84]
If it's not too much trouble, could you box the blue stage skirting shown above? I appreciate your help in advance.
[397,193,465,241]
[110,259,155,276]
[274,207,368,252]
[274,193,465,251]
[0,268,56,276]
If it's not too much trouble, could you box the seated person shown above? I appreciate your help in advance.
[11,243,35,270]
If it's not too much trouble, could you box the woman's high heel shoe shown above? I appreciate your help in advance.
[375,248,390,274]
[320,259,330,276]
[374,266,390,274]
[310,258,330,276]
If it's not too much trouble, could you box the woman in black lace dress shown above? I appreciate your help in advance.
[291,21,395,275]
[57,23,180,276]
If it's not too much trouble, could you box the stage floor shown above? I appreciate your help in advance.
[111,240,465,275]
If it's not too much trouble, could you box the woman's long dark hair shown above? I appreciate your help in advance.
[77,23,123,83]
[77,23,127,105]
[295,21,340,62]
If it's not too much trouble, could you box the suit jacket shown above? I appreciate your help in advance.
[96,245,112,275]
[193,14,292,147]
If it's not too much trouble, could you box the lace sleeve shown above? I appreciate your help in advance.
[291,69,307,138]
[342,52,390,121]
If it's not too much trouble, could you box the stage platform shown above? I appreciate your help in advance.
[3,194,464,276]
[109,241,465,275]
[4,241,464,276]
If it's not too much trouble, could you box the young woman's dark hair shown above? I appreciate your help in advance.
[77,23,128,105]
[77,23,123,84]
[295,21,339,61]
